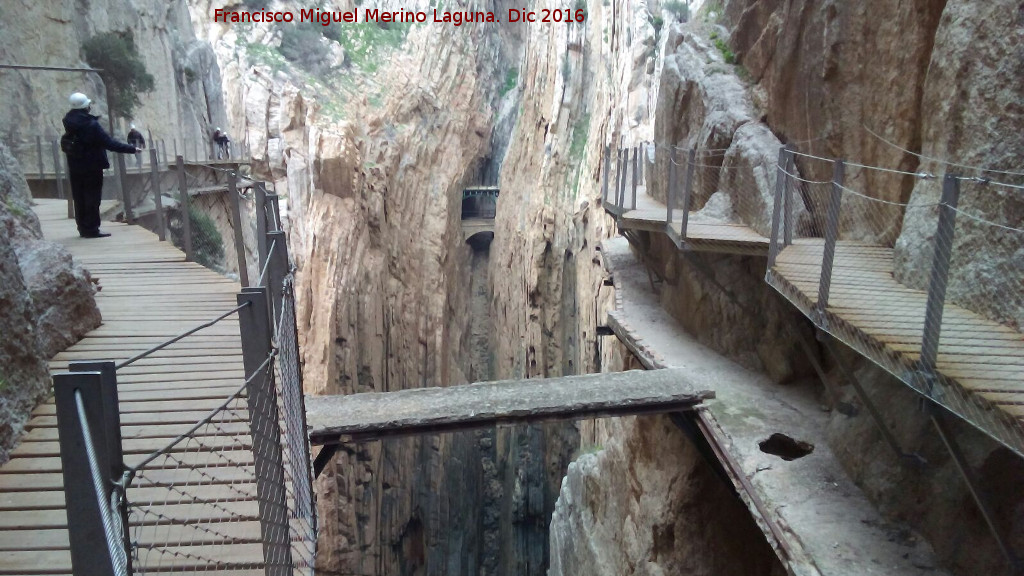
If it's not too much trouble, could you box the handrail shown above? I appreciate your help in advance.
[74,389,129,576]
[114,302,249,370]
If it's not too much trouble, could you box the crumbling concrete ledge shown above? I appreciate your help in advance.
[601,236,948,576]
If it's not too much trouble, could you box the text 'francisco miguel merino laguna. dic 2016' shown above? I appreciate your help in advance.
[213,8,588,26]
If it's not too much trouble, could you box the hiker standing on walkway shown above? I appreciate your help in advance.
[62,92,140,238]
[127,124,146,169]
[212,127,231,159]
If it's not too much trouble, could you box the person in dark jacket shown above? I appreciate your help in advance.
[127,124,146,169]
[62,92,139,238]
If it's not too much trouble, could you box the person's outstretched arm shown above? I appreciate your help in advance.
[93,120,137,154]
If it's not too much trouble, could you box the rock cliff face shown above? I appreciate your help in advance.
[0,140,100,463]
[552,2,1023,575]
[186,0,1022,573]
[0,0,226,163]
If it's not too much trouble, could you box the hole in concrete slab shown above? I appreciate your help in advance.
[759,433,814,461]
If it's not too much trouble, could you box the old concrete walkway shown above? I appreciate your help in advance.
[601,236,950,576]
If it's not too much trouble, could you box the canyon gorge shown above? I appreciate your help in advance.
[1,0,1022,575]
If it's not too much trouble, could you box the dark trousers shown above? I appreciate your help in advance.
[69,168,104,235]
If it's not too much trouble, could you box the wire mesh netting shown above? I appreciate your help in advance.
[122,277,316,574]
[765,156,1024,457]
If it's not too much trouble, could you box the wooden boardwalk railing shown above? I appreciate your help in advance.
[0,199,257,575]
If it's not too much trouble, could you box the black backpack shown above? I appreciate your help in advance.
[60,131,80,156]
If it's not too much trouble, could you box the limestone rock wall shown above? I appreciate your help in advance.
[0,0,227,163]
[0,140,100,463]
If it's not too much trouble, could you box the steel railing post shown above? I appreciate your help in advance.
[680,148,697,240]
[60,152,73,219]
[601,144,611,206]
[173,139,178,162]
[631,146,639,210]
[50,139,66,201]
[176,155,193,261]
[116,154,133,225]
[228,171,250,286]
[237,287,294,576]
[53,370,126,576]
[783,145,795,246]
[149,148,166,241]
[255,182,269,273]
[268,193,282,232]
[667,148,677,228]
[919,174,961,395]
[617,147,627,215]
[815,159,845,325]
[36,136,44,181]
[266,230,288,314]
[767,146,788,269]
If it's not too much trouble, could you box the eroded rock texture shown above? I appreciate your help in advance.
[0,0,226,156]
[0,141,100,463]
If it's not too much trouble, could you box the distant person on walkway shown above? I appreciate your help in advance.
[212,127,231,160]
[62,92,140,238]
[127,124,146,169]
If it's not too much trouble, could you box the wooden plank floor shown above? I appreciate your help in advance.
[0,199,262,574]
[610,190,769,255]
[771,238,1024,456]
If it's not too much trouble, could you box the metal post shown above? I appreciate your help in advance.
[177,155,193,261]
[266,230,288,313]
[667,149,677,226]
[237,288,294,576]
[116,154,133,225]
[268,194,282,231]
[161,139,167,164]
[783,145,795,246]
[919,174,961,385]
[173,139,178,161]
[617,147,627,214]
[61,153,73,219]
[768,146,788,268]
[630,146,639,210]
[68,362,123,492]
[228,171,250,286]
[815,159,845,323]
[680,148,697,240]
[149,148,166,241]
[51,140,66,201]
[255,182,269,273]
[601,144,611,206]
[36,136,44,180]
[53,370,126,576]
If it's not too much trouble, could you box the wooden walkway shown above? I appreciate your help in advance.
[0,199,259,574]
[770,239,1024,456]
[610,190,769,255]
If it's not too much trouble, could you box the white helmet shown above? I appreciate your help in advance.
[130,123,136,129]
[69,92,91,110]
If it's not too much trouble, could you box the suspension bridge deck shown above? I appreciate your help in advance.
[0,199,260,574]
[769,239,1024,455]
[609,190,769,256]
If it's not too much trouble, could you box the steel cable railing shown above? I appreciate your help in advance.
[52,185,316,575]
[75,389,130,576]
[763,151,1024,459]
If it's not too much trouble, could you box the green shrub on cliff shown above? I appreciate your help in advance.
[81,31,155,120]
[278,23,333,74]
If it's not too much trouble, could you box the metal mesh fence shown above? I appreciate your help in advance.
[122,282,317,574]
[765,155,1024,458]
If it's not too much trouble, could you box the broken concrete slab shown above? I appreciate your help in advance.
[306,369,714,445]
